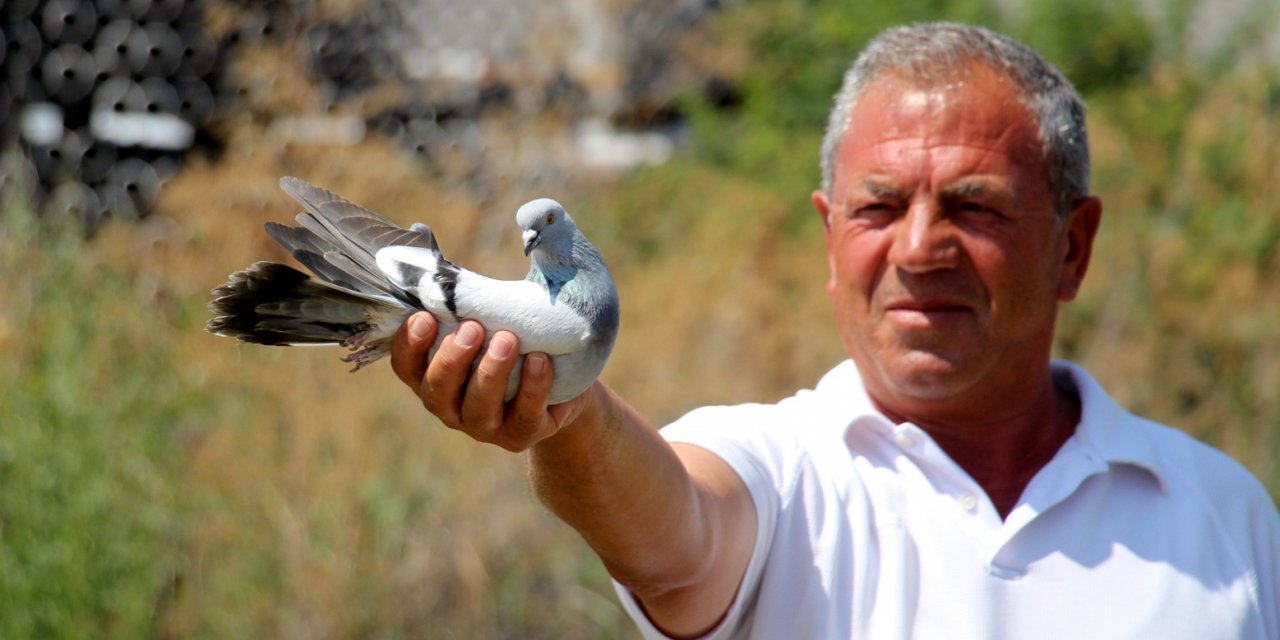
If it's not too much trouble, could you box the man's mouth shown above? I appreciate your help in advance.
[883,299,973,327]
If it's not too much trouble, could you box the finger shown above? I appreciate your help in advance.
[423,321,485,426]
[391,312,437,389]
[499,351,555,450]
[460,331,521,440]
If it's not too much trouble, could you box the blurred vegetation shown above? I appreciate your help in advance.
[0,189,178,639]
[1,0,1277,637]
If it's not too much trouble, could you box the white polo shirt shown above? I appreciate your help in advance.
[616,360,1280,639]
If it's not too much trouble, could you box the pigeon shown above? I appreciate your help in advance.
[207,177,620,405]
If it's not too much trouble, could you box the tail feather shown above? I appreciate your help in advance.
[254,300,369,325]
[207,262,404,347]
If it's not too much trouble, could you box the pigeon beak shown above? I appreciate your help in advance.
[523,229,540,256]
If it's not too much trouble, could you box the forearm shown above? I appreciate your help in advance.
[530,382,755,636]
[530,383,705,588]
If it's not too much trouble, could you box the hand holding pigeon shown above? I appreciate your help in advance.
[207,177,620,405]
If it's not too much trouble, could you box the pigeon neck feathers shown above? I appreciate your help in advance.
[529,225,579,275]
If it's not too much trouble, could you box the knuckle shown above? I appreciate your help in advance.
[459,403,499,436]
[473,358,503,385]
[421,384,460,424]
[467,427,499,445]
[421,370,446,395]
[437,345,473,370]
[422,394,446,417]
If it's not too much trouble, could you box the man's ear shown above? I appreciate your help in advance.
[812,189,838,295]
[1057,196,1103,301]
[812,189,833,230]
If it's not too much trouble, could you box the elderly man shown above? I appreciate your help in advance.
[391,23,1279,640]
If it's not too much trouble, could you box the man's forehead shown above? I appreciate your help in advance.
[863,60,1024,103]
[850,65,1033,129]
[835,68,1042,170]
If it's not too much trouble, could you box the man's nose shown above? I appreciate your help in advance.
[887,200,959,272]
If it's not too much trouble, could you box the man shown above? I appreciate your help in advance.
[391,23,1279,639]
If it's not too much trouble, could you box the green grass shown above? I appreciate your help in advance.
[0,194,201,638]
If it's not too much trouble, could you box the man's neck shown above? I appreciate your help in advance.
[873,369,1082,519]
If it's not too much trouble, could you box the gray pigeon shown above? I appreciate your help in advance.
[207,177,620,404]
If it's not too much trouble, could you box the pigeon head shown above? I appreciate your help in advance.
[516,198,576,258]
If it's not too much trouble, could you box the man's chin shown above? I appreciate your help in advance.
[871,350,979,401]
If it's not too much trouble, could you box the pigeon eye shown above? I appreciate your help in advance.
[545,213,555,225]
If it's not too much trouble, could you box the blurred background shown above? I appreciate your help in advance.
[0,0,1276,637]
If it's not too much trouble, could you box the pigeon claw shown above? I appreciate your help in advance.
[341,344,387,372]
[340,322,385,371]
[342,322,374,347]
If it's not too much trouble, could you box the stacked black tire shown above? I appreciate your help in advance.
[2,0,221,231]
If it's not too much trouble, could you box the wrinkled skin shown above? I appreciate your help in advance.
[812,65,1101,430]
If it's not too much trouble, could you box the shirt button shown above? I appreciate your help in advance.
[893,430,916,448]
[958,493,979,512]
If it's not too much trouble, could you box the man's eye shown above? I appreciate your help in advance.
[854,203,895,217]
[957,201,1000,217]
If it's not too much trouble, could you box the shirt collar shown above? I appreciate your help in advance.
[811,359,1168,492]
[810,359,883,422]
[808,360,902,445]
[1051,360,1168,492]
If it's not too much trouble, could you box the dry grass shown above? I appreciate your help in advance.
[4,3,1276,636]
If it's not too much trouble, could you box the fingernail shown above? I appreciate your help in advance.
[408,314,430,340]
[526,353,546,375]
[455,322,479,348]
[490,334,514,359]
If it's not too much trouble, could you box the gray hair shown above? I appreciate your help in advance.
[819,23,1090,217]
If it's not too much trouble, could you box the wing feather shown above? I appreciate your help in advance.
[272,177,445,308]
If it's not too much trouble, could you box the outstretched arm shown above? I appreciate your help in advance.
[391,312,756,638]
